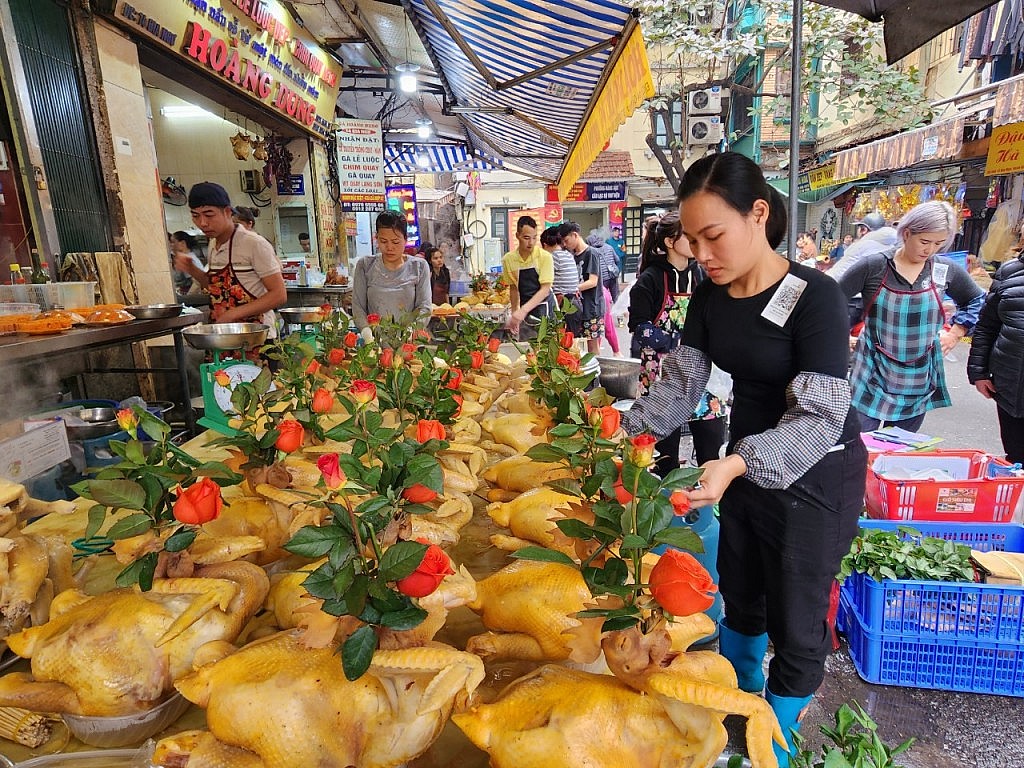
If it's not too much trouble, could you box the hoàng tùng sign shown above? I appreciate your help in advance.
[107,0,342,140]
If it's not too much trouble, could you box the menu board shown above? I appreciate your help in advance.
[337,118,386,213]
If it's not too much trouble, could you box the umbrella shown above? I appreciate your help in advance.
[783,0,1002,253]
[813,1,1003,64]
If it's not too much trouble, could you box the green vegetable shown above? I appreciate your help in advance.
[839,526,975,583]
[790,702,915,768]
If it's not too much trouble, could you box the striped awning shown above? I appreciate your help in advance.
[383,143,502,174]
[404,0,653,197]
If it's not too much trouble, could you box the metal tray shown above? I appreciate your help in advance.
[181,323,269,351]
[124,304,182,320]
[279,306,327,324]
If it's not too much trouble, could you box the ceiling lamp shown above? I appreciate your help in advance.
[416,118,433,139]
[415,152,430,169]
[396,62,420,94]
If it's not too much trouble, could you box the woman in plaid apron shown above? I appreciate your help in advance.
[837,201,984,432]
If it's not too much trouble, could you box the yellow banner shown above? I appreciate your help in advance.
[109,0,342,139]
[557,24,654,200]
[986,122,1024,176]
[808,162,866,190]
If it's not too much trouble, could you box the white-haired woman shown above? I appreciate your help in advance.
[837,200,985,431]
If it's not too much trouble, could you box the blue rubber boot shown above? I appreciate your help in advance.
[765,690,813,768]
[717,623,768,693]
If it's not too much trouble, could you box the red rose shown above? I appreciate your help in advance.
[317,453,346,490]
[445,367,464,391]
[402,483,438,504]
[320,303,332,315]
[412,328,432,342]
[556,349,580,372]
[350,379,377,406]
[648,550,717,617]
[417,419,446,443]
[476,333,488,345]
[173,477,223,525]
[400,342,417,361]
[275,419,305,453]
[213,369,231,388]
[627,433,657,467]
[452,393,463,417]
[344,331,359,348]
[305,359,321,375]
[487,337,500,353]
[380,347,395,368]
[588,405,620,439]
[669,490,691,515]
[327,348,345,366]
[395,540,455,598]
[560,330,574,349]
[367,313,381,326]
[469,351,484,370]
[311,387,334,414]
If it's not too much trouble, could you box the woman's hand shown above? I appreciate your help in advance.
[684,454,747,507]
[975,379,997,399]
[939,326,964,356]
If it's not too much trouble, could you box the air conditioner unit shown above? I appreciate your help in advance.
[686,116,723,145]
[687,86,722,115]
[239,169,266,194]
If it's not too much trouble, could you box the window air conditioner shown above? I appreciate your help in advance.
[686,116,723,145]
[687,86,722,115]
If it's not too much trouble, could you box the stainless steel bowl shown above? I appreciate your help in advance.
[79,407,116,423]
[182,323,269,350]
[596,356,641,400]
[124,303,182,320]
[64,408,120,441]
[279,306,327,324]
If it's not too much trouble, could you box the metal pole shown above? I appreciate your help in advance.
[788,0,803,260]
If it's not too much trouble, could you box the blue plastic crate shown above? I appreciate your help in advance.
[842,594,1024,696]
[842,521,1024,644]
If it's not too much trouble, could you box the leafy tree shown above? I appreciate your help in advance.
[632,0,932,191]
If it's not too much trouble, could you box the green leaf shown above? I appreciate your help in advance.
[548,423,580,438]
[661,466,704,489]
[115,552,158,590]
[524,444,567,463]
[341,624,377,681]
[555,518,597,540]
[635,497,673,544]
[378,540,428,582]
[551,437,586,454]
[84,504,107,541]
[405,454,443,492]
[621,534,648,550]
[544,478,583,497]
[302,562,340,600]
[511,547,575,566]
[137,475,165,514]
[164,527,197,552]
[125,439,146,466]
[137,409,171,443]
[602,615,639,632]
[284,525,344,558]
[79,479,147,510]
[346,574,369,617]
[380,605,428,631]
[106,513,154,540]
[653,527,705,554]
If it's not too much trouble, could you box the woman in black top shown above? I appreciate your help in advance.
[428,247,451,306]
[622,152,866,768]
[628,212,726,470]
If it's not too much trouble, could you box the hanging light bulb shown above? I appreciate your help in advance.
[416,118,432,139]
[396,62,420,94]
[415,152,430,169]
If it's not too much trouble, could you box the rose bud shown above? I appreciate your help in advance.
[627,433,657,467]
[445,367,464,391]
[400,342,417,361]
[556,349,580,372]
[311,387,334,414]
[316,453,346,490]
[669,490,691,515]
[350,379,377,405]
[487,337,500,353]
[274,419,305,453]
[648,550,717,617]
[213,369,231,388]
[395,541,455,598]
[305,359,321,376]
[402,483,438,504]
[344,331,359,348]
[560,330,574,349]
[452,393,463,417]
[380,347,395,369]
[367,313,381,326]
[417,419,446,443]
[173,477,223,525]
[327,348,345,366]
[469,350,484,370]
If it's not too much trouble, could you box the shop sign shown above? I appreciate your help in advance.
[507,208,544,245]
[337,119,386,213]
[386,185,420,247]
[545,182,625,202]
[276,174,304,195]
[986,122,1024,176]
[109,1,342,139]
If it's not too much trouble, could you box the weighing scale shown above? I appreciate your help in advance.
[182,323,270,435]
[278,306,326,346]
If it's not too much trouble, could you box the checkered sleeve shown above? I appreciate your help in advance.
[622,345,710,439]
[733,372,850,489]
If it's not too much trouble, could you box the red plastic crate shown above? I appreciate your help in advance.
[865,450,1024,522]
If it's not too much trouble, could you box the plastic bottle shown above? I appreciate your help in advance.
[38,260,51,283]
[9,263,25,285]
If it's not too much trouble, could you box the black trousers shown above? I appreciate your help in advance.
[654,418,727,477]
[997,405,1024,464]
[717,437,866,697]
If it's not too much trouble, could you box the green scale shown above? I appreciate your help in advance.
[278,306,327,348]
[182,323,271,436]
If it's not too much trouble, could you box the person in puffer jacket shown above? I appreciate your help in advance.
[967,252,1024,462]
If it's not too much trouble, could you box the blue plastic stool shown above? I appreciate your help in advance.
[653,503,723,642]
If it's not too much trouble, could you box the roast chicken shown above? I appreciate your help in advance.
[165,630,484,768]
[486,487,593,556]
[0,561,269,715]
[482,455,576,493]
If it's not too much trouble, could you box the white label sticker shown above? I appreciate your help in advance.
[932,262,949,288]
[761,273,808,327]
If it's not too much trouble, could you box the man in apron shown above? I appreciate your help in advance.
[503,216,554,341]
[174,182,287,337]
